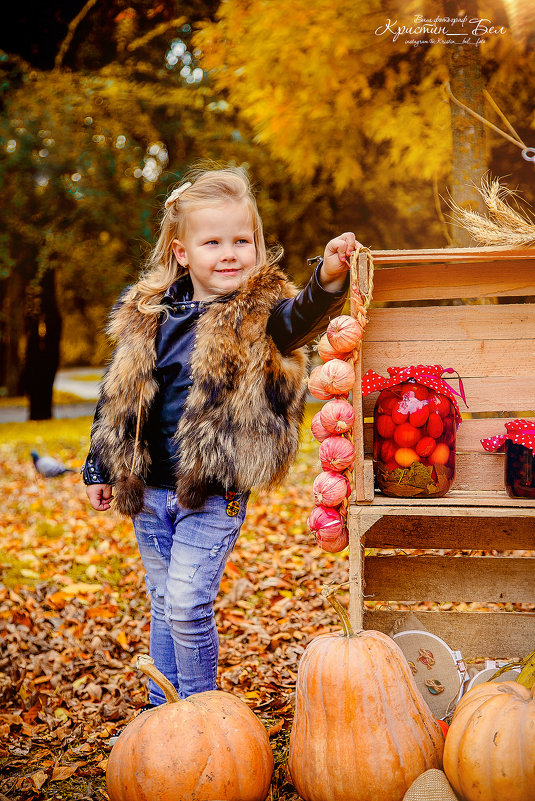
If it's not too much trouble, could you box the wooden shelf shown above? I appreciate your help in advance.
[347,246,535,658]
[351,491,535,516]
[370,246,535,264]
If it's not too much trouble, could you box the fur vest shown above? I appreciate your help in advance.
[91,263,308,515]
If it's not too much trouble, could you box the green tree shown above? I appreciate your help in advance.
[0,2,344,416]
[0,55,161,417]
[0,0,225,417]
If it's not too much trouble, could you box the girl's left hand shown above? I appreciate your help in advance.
[320,232,363,293]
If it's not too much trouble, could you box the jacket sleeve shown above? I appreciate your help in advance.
[266,260,349,355]
[81,399,114,485]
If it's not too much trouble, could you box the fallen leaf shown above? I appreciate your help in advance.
[33,675,52,685]
[31,769,48,789]
[0,713,22,725]
[51,764,80,781]
[60,582,103,596]
[267,719,284,737]
[20,568,40,579]
[83,682,104,701]
[115,630,129,649]
[87,604,118,619]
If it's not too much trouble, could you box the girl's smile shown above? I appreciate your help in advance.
[172,201,257,301]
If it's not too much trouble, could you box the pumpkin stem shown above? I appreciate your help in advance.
[489,649,535,690]
[321,585,354,637]
[516,649,535,691]
[136,655,181,703]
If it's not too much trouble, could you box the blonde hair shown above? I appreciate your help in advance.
[136,166,280,316]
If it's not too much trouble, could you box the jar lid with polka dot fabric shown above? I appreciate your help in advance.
[481,418,535,455]
[361,364,466,428]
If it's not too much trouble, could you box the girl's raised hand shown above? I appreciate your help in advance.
[320,232,363,293]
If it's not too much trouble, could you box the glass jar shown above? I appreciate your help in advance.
[505,440,535,499]
[373,378,456,498]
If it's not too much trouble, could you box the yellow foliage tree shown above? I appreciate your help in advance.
[196,0,535,203]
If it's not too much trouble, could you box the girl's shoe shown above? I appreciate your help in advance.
[107,703,156,747]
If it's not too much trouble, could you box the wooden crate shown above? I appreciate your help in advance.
[348,246,535,659]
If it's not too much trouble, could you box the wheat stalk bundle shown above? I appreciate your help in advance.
[449,176,535,247]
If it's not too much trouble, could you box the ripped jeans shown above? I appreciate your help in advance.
[132,487,248,703]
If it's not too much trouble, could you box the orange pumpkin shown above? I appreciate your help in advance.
[107,656,273,801]
[443,662,535,801]
[288,590,444,801]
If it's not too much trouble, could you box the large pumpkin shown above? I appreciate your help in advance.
[443,660,535,801]
[107,656,274,801]
[288,589,444,801]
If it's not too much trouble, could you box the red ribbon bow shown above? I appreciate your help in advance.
[481,419,535,455]
[361,364,467,428]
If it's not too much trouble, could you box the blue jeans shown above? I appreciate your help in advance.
[132,487,248,703]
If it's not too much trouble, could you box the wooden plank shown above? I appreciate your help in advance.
[364,418,535,453]
[370,246,535,265]
[455,418,535,450]
[370,261,535,302]
[362,340,535,378]
[365,304,535,342]
[423,453,504,492]
[348,507,364,631]
[350,492,535,512]
[363,610,535,660]
[364,556,535,603]
[362,460,375,502]
[351,251,370,503]
[363,514,535,551]
[363,377,535,414]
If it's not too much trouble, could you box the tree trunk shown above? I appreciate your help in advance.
[23,269,62,420]
[444,0,487,246]
[0,272,26,396]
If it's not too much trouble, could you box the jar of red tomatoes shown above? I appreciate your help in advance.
[482,420,535,499]
[505,441,535,499]
[362,366,465,499]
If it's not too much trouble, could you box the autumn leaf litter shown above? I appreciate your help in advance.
[0,417,532,800]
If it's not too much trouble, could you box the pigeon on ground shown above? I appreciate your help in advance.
[30,451,75,477]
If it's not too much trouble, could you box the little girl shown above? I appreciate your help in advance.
[84,166,357,705]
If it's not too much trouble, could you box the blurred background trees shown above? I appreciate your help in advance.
[1,0,534,417]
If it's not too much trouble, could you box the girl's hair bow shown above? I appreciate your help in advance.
[165,181,192,209]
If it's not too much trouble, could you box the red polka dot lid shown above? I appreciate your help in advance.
[362,364,467,428]
[481,419,535,455]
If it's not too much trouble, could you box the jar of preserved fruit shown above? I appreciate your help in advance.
[482,420,535,499]
[362,366,466,499]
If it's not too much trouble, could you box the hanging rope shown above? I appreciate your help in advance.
[483,90,526,146]
[130,390,145,477]
[337,246,375,514]
[443,82,535,164]
[310,246,375,556]
[349,246,375,323]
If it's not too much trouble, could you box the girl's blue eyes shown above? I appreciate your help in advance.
[204,239,250,245]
